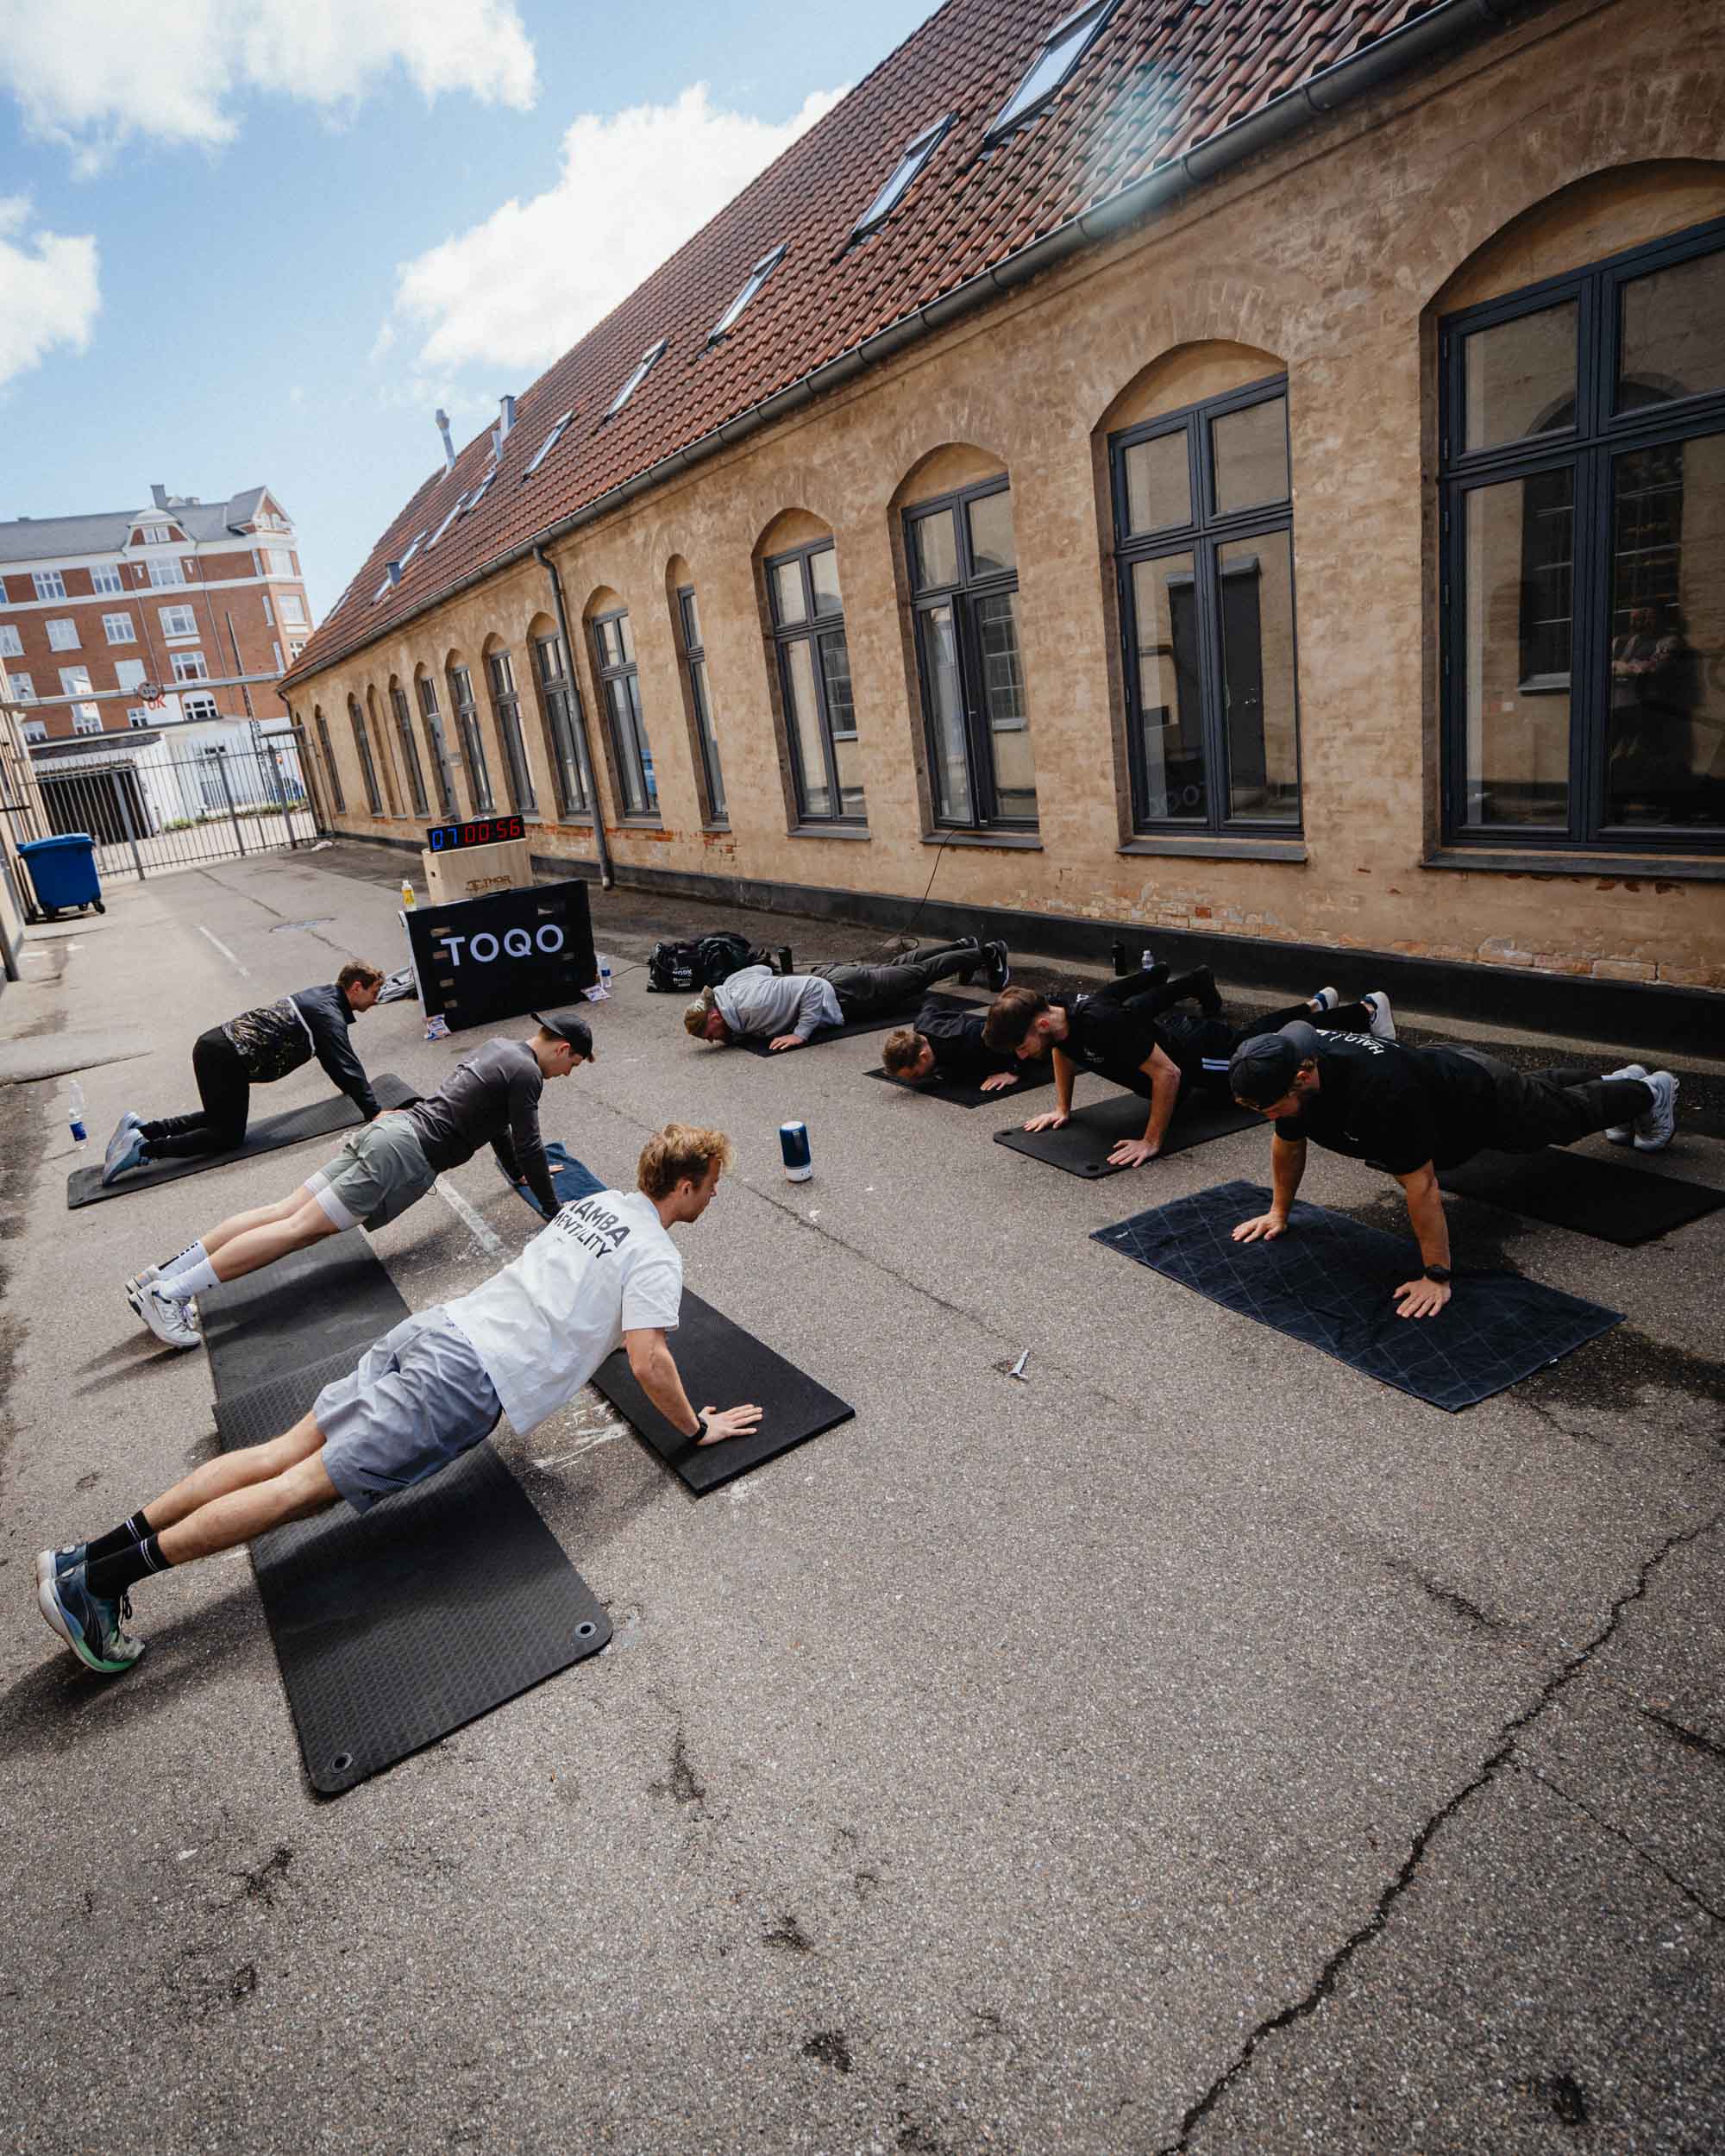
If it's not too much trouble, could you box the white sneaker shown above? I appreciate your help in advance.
[1633,1069,1678,1152]
[1603,1065,1647,1145]
[1308,987,1340,1012]
[123,1263,161,1317]
[140,1283,200,1351]
[1363,991,1396,1042]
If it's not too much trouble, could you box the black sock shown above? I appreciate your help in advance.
[87,1533,167,1601]
[85,1511,151,1564]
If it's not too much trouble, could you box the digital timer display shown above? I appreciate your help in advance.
[426,815,526,852]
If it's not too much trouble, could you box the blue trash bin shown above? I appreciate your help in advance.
[18,833,104,918]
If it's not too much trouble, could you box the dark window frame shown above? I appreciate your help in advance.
[485,648,537,814]
[1438,214,1725,853]
[591,606,658,821]
[314,709,345,814]
[1109,373,1302,837]
[985,0,1116,143]
[446,663,496,815]
[765,538,864,828]
[675,583,727,825]
[904,475,1035,831]
[530,630,593,820]
[851,115,952,241]
[415,673,458,819]
[389,681,430,818]
[348,695,384,816]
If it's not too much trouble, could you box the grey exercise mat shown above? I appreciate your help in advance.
[201,1226,411,1398]
[994,1087,1259,1176]
[215,1351,609,1797]
[66,1073,418,1208]
[1092,1178,1622,1411]
[862,993,1052,1106]
[1437,1147,1725,1246]
[589,1289,854,1493]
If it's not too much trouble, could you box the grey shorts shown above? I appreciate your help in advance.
[314,1310,502,1514]
[307,1116,436,1232]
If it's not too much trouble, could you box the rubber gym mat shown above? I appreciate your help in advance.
[214,1349,609,1797]
[66,1074,418,1209]
[1092,1178,1621,1411]
[1437,1148,1725,1246]
[731,1009,925,1056]
[201,1226,411,1399]
[862,993,1053,1106]
[589,1288,854,1494]
[994,1087,1259,1176]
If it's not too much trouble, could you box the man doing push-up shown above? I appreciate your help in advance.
[39,1124,760,1676]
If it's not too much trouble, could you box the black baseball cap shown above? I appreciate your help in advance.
[1228,1019,1320,1107]
[534,1010,595,1059]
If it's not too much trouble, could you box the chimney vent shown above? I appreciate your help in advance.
[435,409,456,472]
[497,392,516,441]
[150,484,169,510]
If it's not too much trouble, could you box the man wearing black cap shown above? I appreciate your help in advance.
[1228,1022,1678,1318]
[129,1012,593,1348]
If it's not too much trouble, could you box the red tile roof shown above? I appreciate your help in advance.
[284,0,1452,692]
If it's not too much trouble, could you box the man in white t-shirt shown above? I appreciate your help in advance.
[36,1125,761,1677]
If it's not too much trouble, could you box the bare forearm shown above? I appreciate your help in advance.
[1052,1047,1076,1115]
[1400,1173,1452,1269]
[636,1341,699,1438]
[1142,1064,1180,1149]
[1270,1135,1305,1216]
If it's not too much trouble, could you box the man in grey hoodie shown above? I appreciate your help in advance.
[684,937,1009,1050]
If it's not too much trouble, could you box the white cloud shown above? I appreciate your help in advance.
[386,82,844,383]
[0,0,536,171]
[0,197,99,395]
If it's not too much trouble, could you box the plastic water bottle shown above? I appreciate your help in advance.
[68,1081,88,1150]
[599,955,612,995]
[400,878,416,910]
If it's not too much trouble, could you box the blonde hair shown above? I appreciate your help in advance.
[637,1123,735,1200]
[682,987,718,1038]
[881,1026,925,1077]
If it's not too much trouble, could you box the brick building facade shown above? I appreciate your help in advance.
[281,0,1725,1018]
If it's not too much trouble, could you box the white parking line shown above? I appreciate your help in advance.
[197,924,250,976]
[434,1175,504,1256]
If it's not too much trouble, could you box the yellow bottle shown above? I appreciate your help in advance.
[400,879,416,910]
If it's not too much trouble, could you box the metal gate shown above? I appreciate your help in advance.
[27,732,322,887]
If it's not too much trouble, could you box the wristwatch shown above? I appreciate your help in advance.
[1422,1264,1453,1284]
[693,1410,712,1441]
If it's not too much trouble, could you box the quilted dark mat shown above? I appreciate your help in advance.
[994,1087,1260,1177]
[862,994,1052,1106]
[215,1351,609,1796]
[589,1289,854,1493]
[68,1074,418,1208]
[1092,1178,1621,1411]
[201,1227,410,1398]
[1438,1147,1725,1246]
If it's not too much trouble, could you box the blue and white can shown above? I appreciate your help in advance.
[779,1119,812,1182]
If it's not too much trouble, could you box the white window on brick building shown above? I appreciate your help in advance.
[262,548,294,577]
[180,691,219,721]
[140,523,174,544]
[0,624,20,657]
[22,719,46,743]
[148,559,187,587]
[91,563,125,595]
[272,641,283,672]
[59,664,93,699]
[103,611,135,644]
[73,707,103,735]
[160,605,198,639]
[114,659,147,693]
[32,570,66,600]
[47,618,79,650]
[287,640,304,661]
[7,671,34,700]
[172,650,209,682]
[278,592,307,625]
[128,708,150,728]
[260,592,273,626]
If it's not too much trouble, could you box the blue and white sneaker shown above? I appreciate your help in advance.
[1308,987,1341,1013]
[1633,1069,1678,1153]
[1363,991,1396,1042]
[38,1559,144,1675]
[100,1128,148,1188]
[103,1111,142,1179]
[35,1544,86,1595]
[1603,1064,1648,1145]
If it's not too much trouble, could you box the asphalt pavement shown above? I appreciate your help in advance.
[1,849,1721,2156]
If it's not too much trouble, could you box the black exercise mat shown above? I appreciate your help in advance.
[67,1073,418,1208]
[1437,1148,1725,1246]
[861,993,1052,1106]
[201,1227,411,1398]
[215,1350,609,1797]
[994,1087,1259,1177]
[731,1010,919,1056]
[590,1289,854,1493]
[1092,1178,1621,1411]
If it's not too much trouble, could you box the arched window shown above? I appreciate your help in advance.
[763,534,863,824]
[591,605,656,818]
[444,659,495,814]
[348,695,383,815]
[313,705,344,815]
[528,620,591,818]
[484,643,536,813]
[414,670,458,819]
[388,678,430,818]
[668,558,725,824]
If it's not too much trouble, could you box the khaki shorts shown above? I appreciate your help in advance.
[307,1116,436,1232]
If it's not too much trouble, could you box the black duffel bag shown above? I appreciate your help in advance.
[646,930,762,993]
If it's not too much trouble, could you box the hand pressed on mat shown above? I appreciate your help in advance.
[1393,1275,1452,1320]
[698,1404,762,1445]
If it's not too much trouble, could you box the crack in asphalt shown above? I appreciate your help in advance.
[1156,1506,1725,2154]
[1513,1759,1725,1926]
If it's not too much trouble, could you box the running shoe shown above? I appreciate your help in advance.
[100,1129,148,1188]
[954,935,985,985]
[36,1544,86,1595]
[139,1284,200,1351]
[1603,1064,1648,1145]
[1633,1070,1678,1152]
[103,1111,142,1180]
[983,940,1012,993]
[123,1263,161,1317]
[38,1559,144,1675]
[1364,991,1397,1042]
[1309,987,1341,1012]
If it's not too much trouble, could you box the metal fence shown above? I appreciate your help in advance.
[21,734,321,891]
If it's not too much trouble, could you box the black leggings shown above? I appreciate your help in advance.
[141,1027,251,1160]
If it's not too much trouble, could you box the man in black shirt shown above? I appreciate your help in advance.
[1227,1022,1678,1317]
[880,1001,1023,1093]
[129,1013,593,1349]
[984,968,1390,1169]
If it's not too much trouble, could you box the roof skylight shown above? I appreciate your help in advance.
[426,492,467,548]
[461,470,498,516]
[986,0,1114,141]
[707,247,787,345]
[605,340,667,419]
[853,116,952,237]
[398,530,429,568]
[523,411,575,479]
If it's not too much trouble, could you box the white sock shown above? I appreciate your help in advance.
[157,1238,209,1281]
[159,1257,220,1303]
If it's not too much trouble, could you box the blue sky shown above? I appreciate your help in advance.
[0,0,939,619]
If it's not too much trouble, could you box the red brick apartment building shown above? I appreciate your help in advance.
[0,486,311,743]
[281,0,1725,1043]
